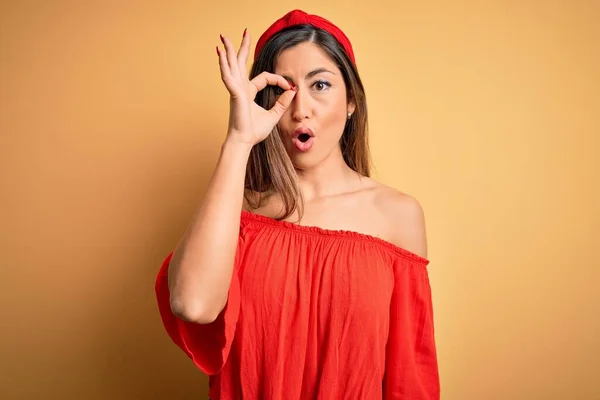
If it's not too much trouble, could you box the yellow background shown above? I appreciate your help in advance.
[1,1,598,399]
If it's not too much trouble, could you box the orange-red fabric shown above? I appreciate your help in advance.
[254,9,356,64]
[155,211,439,399]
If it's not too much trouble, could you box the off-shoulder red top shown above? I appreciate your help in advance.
[155,211,440,399]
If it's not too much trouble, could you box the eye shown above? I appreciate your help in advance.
[313,80,331,91]
[272,86,284,96]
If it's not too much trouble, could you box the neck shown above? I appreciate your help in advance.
[295,147,359,201]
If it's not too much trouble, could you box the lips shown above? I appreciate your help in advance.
[292,127,315,152]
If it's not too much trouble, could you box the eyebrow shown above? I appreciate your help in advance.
[281,68,336,81]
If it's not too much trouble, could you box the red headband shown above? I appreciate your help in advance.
[254,9,356,64]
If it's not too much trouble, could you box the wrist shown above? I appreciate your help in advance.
[221,137,254,157]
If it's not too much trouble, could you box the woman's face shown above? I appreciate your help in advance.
[274,42,355,170]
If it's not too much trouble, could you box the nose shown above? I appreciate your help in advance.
[290,87,311,121]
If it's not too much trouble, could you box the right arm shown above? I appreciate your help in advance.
[167,30,296,324]
[167,139,251,324]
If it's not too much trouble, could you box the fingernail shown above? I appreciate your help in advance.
[243,28,247,38]
[216,46,219,56]
[220,34,224,43]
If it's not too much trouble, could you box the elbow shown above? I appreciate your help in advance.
[169,295,223,325]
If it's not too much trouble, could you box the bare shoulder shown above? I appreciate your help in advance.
[370,181,428,258]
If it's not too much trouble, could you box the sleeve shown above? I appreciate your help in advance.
[383,257,440,399]
[154,237,244,376]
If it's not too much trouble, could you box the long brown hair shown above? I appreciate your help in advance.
[245,24,370,220]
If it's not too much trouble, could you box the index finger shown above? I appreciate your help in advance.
[250,72,293,94]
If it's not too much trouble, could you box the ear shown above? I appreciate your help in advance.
[347,101,356,115]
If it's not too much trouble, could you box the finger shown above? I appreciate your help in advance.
[237,29,250,78]
[221,34,240,79]
[250,71,292,94]
[268,88,296,120]
[217,46,234,89]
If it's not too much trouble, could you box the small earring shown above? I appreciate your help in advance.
[347,112,352,119]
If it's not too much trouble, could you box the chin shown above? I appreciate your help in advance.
[290,158,321,171]
[284,150,316,170]
[285,145,340,171]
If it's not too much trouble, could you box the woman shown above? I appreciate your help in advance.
[155,9,440,399]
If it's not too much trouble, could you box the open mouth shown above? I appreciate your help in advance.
[297,133,311,143]
[292,127,315,152]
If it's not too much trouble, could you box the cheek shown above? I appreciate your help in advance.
[318,97,347,135]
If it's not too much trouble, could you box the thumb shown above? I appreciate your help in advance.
[268,89,296,121]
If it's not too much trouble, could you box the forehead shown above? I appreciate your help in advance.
[274,42,339,75]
